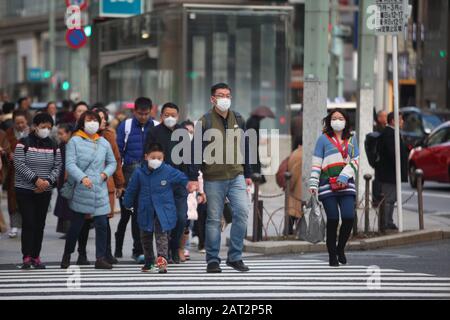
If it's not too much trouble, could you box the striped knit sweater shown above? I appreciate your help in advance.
[309,133,359,200]
[14,133,62,193]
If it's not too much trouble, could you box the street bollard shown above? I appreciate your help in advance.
[364,174,372,234]
[251,173,263,242]
[415,169,425,230]
[284,172,292,237]
[379,193,385,233]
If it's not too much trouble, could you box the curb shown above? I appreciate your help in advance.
[238,229,450,255]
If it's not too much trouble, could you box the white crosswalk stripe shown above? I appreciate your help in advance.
[0,259,449,300]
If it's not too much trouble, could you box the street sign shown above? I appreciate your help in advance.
[100,0,144,18]
[65,28,88,49]
[27,68,42,82]
[373,0,407,34]
[66,0,88,11]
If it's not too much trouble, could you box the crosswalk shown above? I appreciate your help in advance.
[0,259,449,299]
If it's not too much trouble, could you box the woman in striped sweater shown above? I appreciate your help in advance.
[309,109,359,267]
[14,113,62,269]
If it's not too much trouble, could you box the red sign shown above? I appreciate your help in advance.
[65,29,87,49]
[66,0,88,11]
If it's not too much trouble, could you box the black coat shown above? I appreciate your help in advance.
[145,123,188,173]
[377,126,408,184]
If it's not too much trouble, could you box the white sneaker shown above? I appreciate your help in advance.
[8,228,18,238]
[198,248,206,254]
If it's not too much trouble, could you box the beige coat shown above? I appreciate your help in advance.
[287,146,302,218]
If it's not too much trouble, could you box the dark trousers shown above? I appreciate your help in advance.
[114,163,143,256]
[193,203,207,250]
[17,191,52,258]
[141,216,169,264]
[169,185,188,253]
[77,219,91,256]
[65,213,108,259]
[115,197,143,256]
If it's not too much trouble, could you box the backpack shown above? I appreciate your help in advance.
[276,156,290,190]
[123,118,133,153]
[365,131,381,168]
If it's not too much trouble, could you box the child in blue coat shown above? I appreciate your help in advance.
[123,142,190,273]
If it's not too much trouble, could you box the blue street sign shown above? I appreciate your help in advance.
[27,68,42,82]
[100,0,143,18]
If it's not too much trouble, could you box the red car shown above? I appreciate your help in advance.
[408,121,450,188]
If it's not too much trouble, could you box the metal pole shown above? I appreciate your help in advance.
[392,35,403,232]
[379,193,385,233]
[49,0,56,101]
[364,174,372,234]
[284,172,292,237]
[301,0,329,202]
[251,173,262,242]
[415,169,424,230]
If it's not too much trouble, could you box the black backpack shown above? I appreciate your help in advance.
[365,131,381,168]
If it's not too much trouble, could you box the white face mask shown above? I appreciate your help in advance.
[36,128,50,139]
[188,133,194,141]
[84,121,99,135]
[163,116,177,128]
[331,120,346,132]
[148,159,162,170]
[215,98,231,112]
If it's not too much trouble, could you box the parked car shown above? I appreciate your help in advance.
[401,107,443,150]
[408,121,450,188]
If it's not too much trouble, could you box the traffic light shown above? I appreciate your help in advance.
[84,25,92,37]
[61,81,71,91]
[42,71,52,79]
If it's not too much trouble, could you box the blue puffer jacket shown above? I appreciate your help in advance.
[116,117,154,166]
[123,163,188,232]
[66,133,117,216]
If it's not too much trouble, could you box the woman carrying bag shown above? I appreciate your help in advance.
[309,108,359,267]
[60,111,117,269]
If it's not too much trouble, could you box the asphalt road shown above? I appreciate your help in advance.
[402,182,450,215]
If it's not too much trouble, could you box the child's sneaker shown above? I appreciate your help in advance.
[141,263,155,273]
[21,256,33,270]
[156,256,168,274]
[184,249,190,261]
[32,257,46,269]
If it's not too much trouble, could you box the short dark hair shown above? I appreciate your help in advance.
[211,83,231,96]
[161,102,179,115]
[2,102,15,114]
[58,123,72,133]
[12,109,28,120]
[135,97,153,111]
[62,99,73,110]
[33,112,54,127]
[322,108,352,140]
[181,119,194,128]
[75,110,101,132]
[145,142,164,154]
[17,97,29,106]
[73,101,89,112]
[387,112,403,125]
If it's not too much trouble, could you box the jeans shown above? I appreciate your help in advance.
[17,191,52,258]
[65,213,108,259]
[169,184,188,253]
[381,183,397,227]
[321,195,355,220]
[204,175,249,264]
